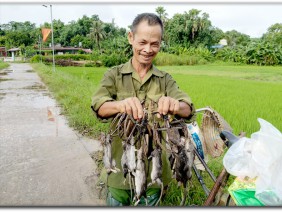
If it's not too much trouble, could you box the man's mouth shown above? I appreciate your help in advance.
[141,54,153,59]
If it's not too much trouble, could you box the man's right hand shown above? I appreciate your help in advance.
[116,97,143,120]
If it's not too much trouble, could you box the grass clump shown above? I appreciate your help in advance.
[0,61,9,70]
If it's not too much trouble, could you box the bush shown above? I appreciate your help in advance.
[45,54,90,61]
[100,53,128,67]
[154,52,208,66]
[30,55,43,63]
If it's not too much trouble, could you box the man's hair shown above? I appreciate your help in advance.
[130,13,163,37]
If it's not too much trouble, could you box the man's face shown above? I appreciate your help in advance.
[128,21,162,66]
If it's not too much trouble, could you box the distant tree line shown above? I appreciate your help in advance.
[0,6,281,66]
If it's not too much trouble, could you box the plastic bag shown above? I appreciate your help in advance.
[228,177,264,206]
[223,118,282,206]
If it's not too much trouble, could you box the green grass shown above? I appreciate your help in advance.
[0,61,9,70]
[159,64,282,136]
[31,62,282,206]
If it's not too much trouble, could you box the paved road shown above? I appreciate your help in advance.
[0,63,105,206]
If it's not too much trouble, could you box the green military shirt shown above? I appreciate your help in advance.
[91,59,196,190]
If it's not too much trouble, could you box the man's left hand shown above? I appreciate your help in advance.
[157,96,180,116]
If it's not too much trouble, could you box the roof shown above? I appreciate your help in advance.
[210,44,225,49]
[7,48,20,52]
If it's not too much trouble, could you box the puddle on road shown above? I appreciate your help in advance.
[0,70,13,82]
[23,82,46,91]
[25,70,35,73]
[0,78,12,82]
[0,93,6,100]
[0,69,13,74]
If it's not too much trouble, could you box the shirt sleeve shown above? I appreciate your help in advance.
[164,73,196,123]
[91,69,117,122]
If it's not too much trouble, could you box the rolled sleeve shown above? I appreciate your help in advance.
[91,70,117,122]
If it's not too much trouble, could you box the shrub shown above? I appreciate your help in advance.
[154,52,208,66]
[30,55,41,63]
[100,53,128,67]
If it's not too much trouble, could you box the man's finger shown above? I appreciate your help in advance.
[128,98,138,119]
[125,101,132,116]
[173,100,180,114]
[158,97,164,115]
[162,97,170,115]
[169,99,175,112]
[133,98,143,119]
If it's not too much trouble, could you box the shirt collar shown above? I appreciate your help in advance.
[120,59,165,77]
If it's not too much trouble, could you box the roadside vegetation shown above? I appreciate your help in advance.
[0,61,9,70]
[31,62,282,205]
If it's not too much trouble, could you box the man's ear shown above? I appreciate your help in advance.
[128,31,133,45]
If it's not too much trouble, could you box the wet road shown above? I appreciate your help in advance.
[0,63,104,206]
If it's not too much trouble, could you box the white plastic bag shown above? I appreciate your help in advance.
[223,118,282,206]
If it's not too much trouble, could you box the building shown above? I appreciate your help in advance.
[219,39,228,46]
[0,47,7,57]
[6,47,21,61]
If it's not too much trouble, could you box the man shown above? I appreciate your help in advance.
[91,13,196,206]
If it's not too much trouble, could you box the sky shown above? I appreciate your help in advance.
[1,2,282,38]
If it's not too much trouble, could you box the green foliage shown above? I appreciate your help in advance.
[0,61,9,70]
[88,20,107,50]
[224,30,251,47]
[154,52,206,66]
[262,23,282,45]
[0,21,38,47]
[46,54,90,61]
[165,9,214,48]
[30,55,42,63]
[156,47,214,66]
[215,39,282,65]
[245,40,282,65]
[100,52,128,67]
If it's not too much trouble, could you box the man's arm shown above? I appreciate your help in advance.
[98,97,144,120]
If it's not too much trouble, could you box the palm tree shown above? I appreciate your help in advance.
[155,6,168,24]
[88,20,107,51]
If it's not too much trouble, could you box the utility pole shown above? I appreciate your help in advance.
[43,4,55,72]
[39,35,42,63]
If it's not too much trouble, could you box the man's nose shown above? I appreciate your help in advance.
[144,44,152,53]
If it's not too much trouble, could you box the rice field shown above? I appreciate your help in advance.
[160,64,282,136]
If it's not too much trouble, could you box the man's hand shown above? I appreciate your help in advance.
[116,97,143,120]
[158,96,180,116]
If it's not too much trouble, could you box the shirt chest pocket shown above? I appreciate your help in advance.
[116,92,135,101]
[146,93,163,103]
